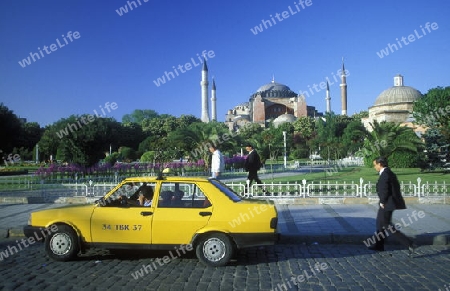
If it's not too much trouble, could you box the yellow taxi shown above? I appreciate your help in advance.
[24,176,278,266]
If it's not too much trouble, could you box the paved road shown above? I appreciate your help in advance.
[0,239,449,290]
[0,203,449,290]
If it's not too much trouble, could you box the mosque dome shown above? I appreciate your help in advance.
[252,79,297,99]
[373,75,422,106]
[257,82,291,93]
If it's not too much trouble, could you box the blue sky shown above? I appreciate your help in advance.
[0,0,449,126]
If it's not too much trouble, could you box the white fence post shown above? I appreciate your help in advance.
[302,179,306,198]
[359,178,364,197]
[417,177,421,197]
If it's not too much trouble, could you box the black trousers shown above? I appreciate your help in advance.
[246,170,262,190]
[375,207,412,248]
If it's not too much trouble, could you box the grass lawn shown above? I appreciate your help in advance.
[260,167,450,184]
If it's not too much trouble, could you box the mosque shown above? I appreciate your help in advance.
[362,74,425,135]
[200,60,349,131]
[199,59,423,134]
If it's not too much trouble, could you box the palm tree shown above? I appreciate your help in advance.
[361,121,423,165]
[168,122,235,171]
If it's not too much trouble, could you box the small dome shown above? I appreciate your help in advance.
[374,86,422,106]
[373,75,422,106]
[273,113,296,127]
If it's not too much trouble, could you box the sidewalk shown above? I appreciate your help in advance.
[277,203,450,246]
[1,203,449,245]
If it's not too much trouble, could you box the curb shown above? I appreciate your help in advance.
[278,234,450,246]
[9,228,25,238]
[0,228,25,239]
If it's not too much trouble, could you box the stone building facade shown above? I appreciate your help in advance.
[225,80,320,130]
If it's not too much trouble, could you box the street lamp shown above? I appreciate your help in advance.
[283,131,287,169]
[35,144,39,164]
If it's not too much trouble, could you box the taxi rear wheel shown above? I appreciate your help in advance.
[195,233,234,267]
[45,225,79,261]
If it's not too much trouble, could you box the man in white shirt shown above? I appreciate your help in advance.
[209,145,225,179]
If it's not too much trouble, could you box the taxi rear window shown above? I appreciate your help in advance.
[210,179,242,202]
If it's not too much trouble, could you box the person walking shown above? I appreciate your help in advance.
[209,145,224,179]
[368,156,417,255]
[244,144,263,193]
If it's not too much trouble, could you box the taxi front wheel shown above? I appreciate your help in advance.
[195,233,234,267]
[45,225,79,261]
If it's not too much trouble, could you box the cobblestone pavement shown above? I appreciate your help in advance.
[0,240,449,291]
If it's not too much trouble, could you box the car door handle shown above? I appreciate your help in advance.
[140,211,153,216]
[199,211,212,217]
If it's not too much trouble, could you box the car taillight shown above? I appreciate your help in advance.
[270,217,277,229]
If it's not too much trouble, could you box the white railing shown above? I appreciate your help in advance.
[226,177,449,198]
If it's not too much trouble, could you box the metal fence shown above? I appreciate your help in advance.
[227,178,448,198]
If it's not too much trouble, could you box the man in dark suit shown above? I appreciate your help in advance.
[244,144,263,193]
[368,157,416,255]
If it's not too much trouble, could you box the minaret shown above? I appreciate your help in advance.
[211,77,217,121]
[200,59,210,122]
[340,58,348,116]
[325,81,331,113]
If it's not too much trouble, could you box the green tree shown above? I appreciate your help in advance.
[420,128,449,170]
[361,121,424,167]
[118,146,137,162]
[341,119,367,156]
[293,116,315,139]
[259,123,294,163]
[0,103,25,153]
[169,122,232,166]
[122,109,159,125]
[38,115,125,166]
[292,116,316,159]
[140,151,156,163]
[313,113,352,160]
[413,86,450,167]
[351,110,369,120]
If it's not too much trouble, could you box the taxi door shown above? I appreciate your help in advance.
[90,205,154,244]
[151,182,212,245]
[90,181,156,244]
